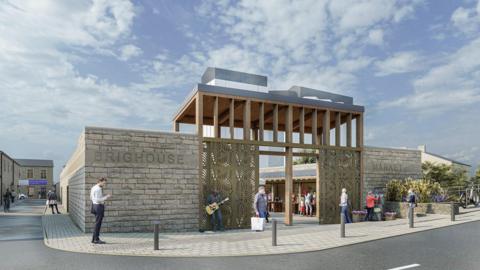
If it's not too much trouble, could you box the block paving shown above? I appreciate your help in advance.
[42,207,480,257]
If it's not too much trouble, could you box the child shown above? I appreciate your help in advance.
[300,198,305,216]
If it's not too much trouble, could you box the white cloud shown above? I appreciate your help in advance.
[379,37,480,112]
[0,0,178,181]
[374,51,422,76]
[118,44,142,61]
[451,0,480,36]
[367,29,384,46]
[191,0,423,96]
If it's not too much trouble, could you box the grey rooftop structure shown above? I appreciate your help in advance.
[15,159,54,167]
[201,67,268,87]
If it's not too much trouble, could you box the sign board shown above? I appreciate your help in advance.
[18,179,48,186]
[18,180,29,186]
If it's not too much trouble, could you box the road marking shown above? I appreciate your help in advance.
[387,264,421,270]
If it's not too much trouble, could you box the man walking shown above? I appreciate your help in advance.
[90,177,111,244]
[305,191,313,217]
[3,189,11,212]
[47,190,61,214]
[254,186,268,219]
[339,188,352,223]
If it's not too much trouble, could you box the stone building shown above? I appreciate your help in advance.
[60,127,199,233]
[61,67,465,232]
[0,151,20,204]
[0,151,54,202]
[418,145,471,174]
[16,159,54,199]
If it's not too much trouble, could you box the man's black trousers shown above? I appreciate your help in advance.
[92,204,105,242]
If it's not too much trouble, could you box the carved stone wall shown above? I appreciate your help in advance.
[201,142,258,230]
[318,149,361,224]
[363,147,421,206]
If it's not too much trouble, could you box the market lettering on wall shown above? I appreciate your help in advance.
[93,151,185,165]
[367,160,403,172]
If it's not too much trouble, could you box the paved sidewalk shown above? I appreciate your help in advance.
[42,208,480,257]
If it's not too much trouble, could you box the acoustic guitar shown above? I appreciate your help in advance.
[205,197,230,215]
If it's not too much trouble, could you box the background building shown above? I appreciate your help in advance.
[16,159,54,199]
[418,145,471,173]
[0,151,20,205]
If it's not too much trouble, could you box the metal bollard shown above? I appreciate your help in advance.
[340,213,345,238]
[451,202,455,222]
[409,207,414,228]
[153,220,160,250]
[272,219,277,246]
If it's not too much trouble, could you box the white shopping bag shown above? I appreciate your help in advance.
[251,217,265,231]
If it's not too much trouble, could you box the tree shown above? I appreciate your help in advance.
[472,165,480,185]
[293,150,316,165]
[422,162,467,188]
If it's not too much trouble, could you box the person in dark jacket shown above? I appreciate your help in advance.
[207,190,224,232]
[254,186,268,219]
[47,190,61,214]
[3,189,11,212]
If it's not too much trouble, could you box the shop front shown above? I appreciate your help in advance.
[18,179,49,198]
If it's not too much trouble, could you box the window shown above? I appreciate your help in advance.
[27,169,33,178]
[41,170,47,179]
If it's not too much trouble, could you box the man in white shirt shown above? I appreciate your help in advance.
[90,177,111,244]
[339,188,352,223]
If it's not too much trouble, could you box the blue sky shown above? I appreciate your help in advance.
[1,0,479,181]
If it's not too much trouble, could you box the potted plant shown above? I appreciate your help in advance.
[351,210,367,222]
[384,211,397,221]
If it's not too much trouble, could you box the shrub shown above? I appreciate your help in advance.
[385,178,444,203]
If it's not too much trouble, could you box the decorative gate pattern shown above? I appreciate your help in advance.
[318,149,361,224]
[200,141,259,230]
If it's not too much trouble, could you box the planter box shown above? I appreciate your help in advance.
[385,215,396,221]
[352,214,365,223]
[384,201,459,218]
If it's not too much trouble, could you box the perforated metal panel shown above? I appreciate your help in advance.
[200,141,259,230]
[318,149,361,224]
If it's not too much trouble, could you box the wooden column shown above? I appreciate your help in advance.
[357,113,364,212]
[195,93,204,229]
[311,109,317,145]
[259,102,264,141]
[322,110,330,145]
[229,99,234,139]
[335,112,341,146]
[273,104,279,142]
[196,93,203,137]
[243,100,251,140]
[316,152,321,220]
[346,113,352,147]
[356,114,364,147]
[285,105,293,225]
[299,107,305,144]
[213,96,219,138]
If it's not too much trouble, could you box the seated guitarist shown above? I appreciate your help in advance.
[207,190,224,232]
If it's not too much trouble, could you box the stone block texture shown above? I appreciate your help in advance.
[66,126,199,233]
[67,167,86,232]
[363,147,422,205]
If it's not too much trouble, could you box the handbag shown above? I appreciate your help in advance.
[251,217,265,231]
[90,204,96,214]
[47,200,56,205]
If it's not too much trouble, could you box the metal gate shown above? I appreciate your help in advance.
[318,149,361,224]
[200,141,259,230]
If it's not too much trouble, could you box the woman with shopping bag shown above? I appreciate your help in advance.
[252,186,268,231]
